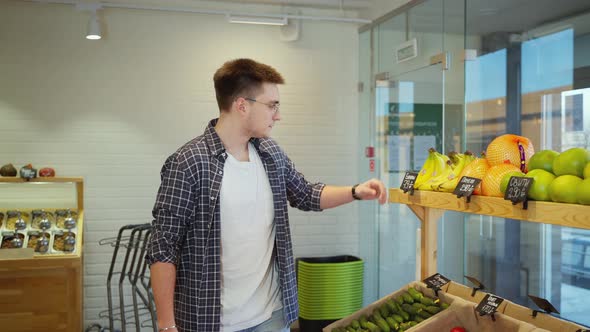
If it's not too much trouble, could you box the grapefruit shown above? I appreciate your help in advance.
[525,169,556,201]
[485,134,535,172]
[552,147,590,178]
[482,164,522,197]
[548,175,583,204]
[457,157,490,195]
[528,150,559,173]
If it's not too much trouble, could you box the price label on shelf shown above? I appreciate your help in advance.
[400,172,419,194]
[476,294,504,317]
[423,273,450,291]
[453,176,481,202]
[504,176,533,207]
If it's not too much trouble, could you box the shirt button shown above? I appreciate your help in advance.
[210,196,215,200]
[219,170,223,175]
[221,153,226,157]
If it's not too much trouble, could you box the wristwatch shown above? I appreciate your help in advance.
[352,184,362,200]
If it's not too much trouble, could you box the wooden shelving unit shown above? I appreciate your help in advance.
[0,177,84,332]
[388,188,590,279]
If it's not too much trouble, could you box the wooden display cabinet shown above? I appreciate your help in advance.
[0,177,84,332]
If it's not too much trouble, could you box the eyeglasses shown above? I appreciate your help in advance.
[245,97,280,114]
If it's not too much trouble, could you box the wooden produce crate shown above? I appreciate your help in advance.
[441,281,588,332]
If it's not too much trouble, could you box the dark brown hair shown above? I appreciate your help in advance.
[213,58,285,111]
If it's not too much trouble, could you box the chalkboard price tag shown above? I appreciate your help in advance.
[400,172,419,195]
[528,295,560,317]
[453,176,481,203]
[476,294,504,319]
[504,176,533,209]
[423,273,450,295]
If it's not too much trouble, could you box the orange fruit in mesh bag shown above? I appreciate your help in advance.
[457,156,490,195]
[486,134,535,172]
[482,163,522,197]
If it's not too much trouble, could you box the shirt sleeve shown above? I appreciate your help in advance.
[146,153,195,266]
[284,153,325,212]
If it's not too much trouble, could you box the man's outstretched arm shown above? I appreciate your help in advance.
[320,178,387,209]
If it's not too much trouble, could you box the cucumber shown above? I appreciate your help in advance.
[424,305,441,314]
[419,296,439,306]
[414,316,425,323]
[417,310,433,319]
[385,317,399,330]
[376,318,391,332]
[402,303,421,315]
[391,314,404,323]
[440,302,450,310]
[385,300,397,314]
[372,310,383,321]
[412,302,426,310]
[379,305,390,317]
[407,287,424,301]
[360,315,369,329]
[351,319,360,329]
[401,292,414,304]
[394,296,404,305]
[397,308,410,321]
[365,321,380,332]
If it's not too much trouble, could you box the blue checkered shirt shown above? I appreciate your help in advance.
[146,119,325,331]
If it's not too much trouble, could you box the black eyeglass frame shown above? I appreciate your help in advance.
[244,97,280,114]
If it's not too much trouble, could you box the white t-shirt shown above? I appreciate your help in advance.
[220,142,282,332]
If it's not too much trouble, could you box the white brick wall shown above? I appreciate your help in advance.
[0,1,362,330]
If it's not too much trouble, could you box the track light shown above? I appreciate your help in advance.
[227,15,288,26]
[86,10,101,40]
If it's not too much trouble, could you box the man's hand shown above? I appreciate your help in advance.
[354,178,387,204]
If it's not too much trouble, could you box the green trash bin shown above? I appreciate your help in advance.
[297,255,363,332]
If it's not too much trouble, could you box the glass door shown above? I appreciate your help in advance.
[373,64,444,297]
[358,0,452,299]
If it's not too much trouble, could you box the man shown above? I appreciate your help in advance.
[146,58,386,332]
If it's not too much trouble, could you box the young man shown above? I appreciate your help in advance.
[146,58,386,332]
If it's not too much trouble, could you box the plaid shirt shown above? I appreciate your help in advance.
[146,119,325,331]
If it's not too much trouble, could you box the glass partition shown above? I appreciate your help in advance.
[359,0,590,326]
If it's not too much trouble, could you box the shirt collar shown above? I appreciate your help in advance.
[204,118,263,158]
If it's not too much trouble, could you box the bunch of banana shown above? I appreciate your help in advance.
[434,151,475,192]
[413,148,449,190]
[415,151,475,192]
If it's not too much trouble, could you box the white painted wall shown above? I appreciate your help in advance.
[0,1,363,329]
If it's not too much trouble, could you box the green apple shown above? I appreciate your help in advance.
[584,162,590,179]
[577,178,590,205]
[500,171,526,195]
[528,150,559,173]
[525,169,556,201]
[549,175,583,204]
[552,147,590,178]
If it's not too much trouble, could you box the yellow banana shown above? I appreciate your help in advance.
[437,151,475,192]
[417,150,450,191]
[413,148,437,188]
[425,160,454,191]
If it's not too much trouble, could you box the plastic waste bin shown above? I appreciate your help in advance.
[297,255,363,332]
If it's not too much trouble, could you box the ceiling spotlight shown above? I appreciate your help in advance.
[86,10,101,40]
[227,15,288,26]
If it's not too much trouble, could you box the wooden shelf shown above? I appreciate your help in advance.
[389,188,590,230]
[0,177,83,183]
